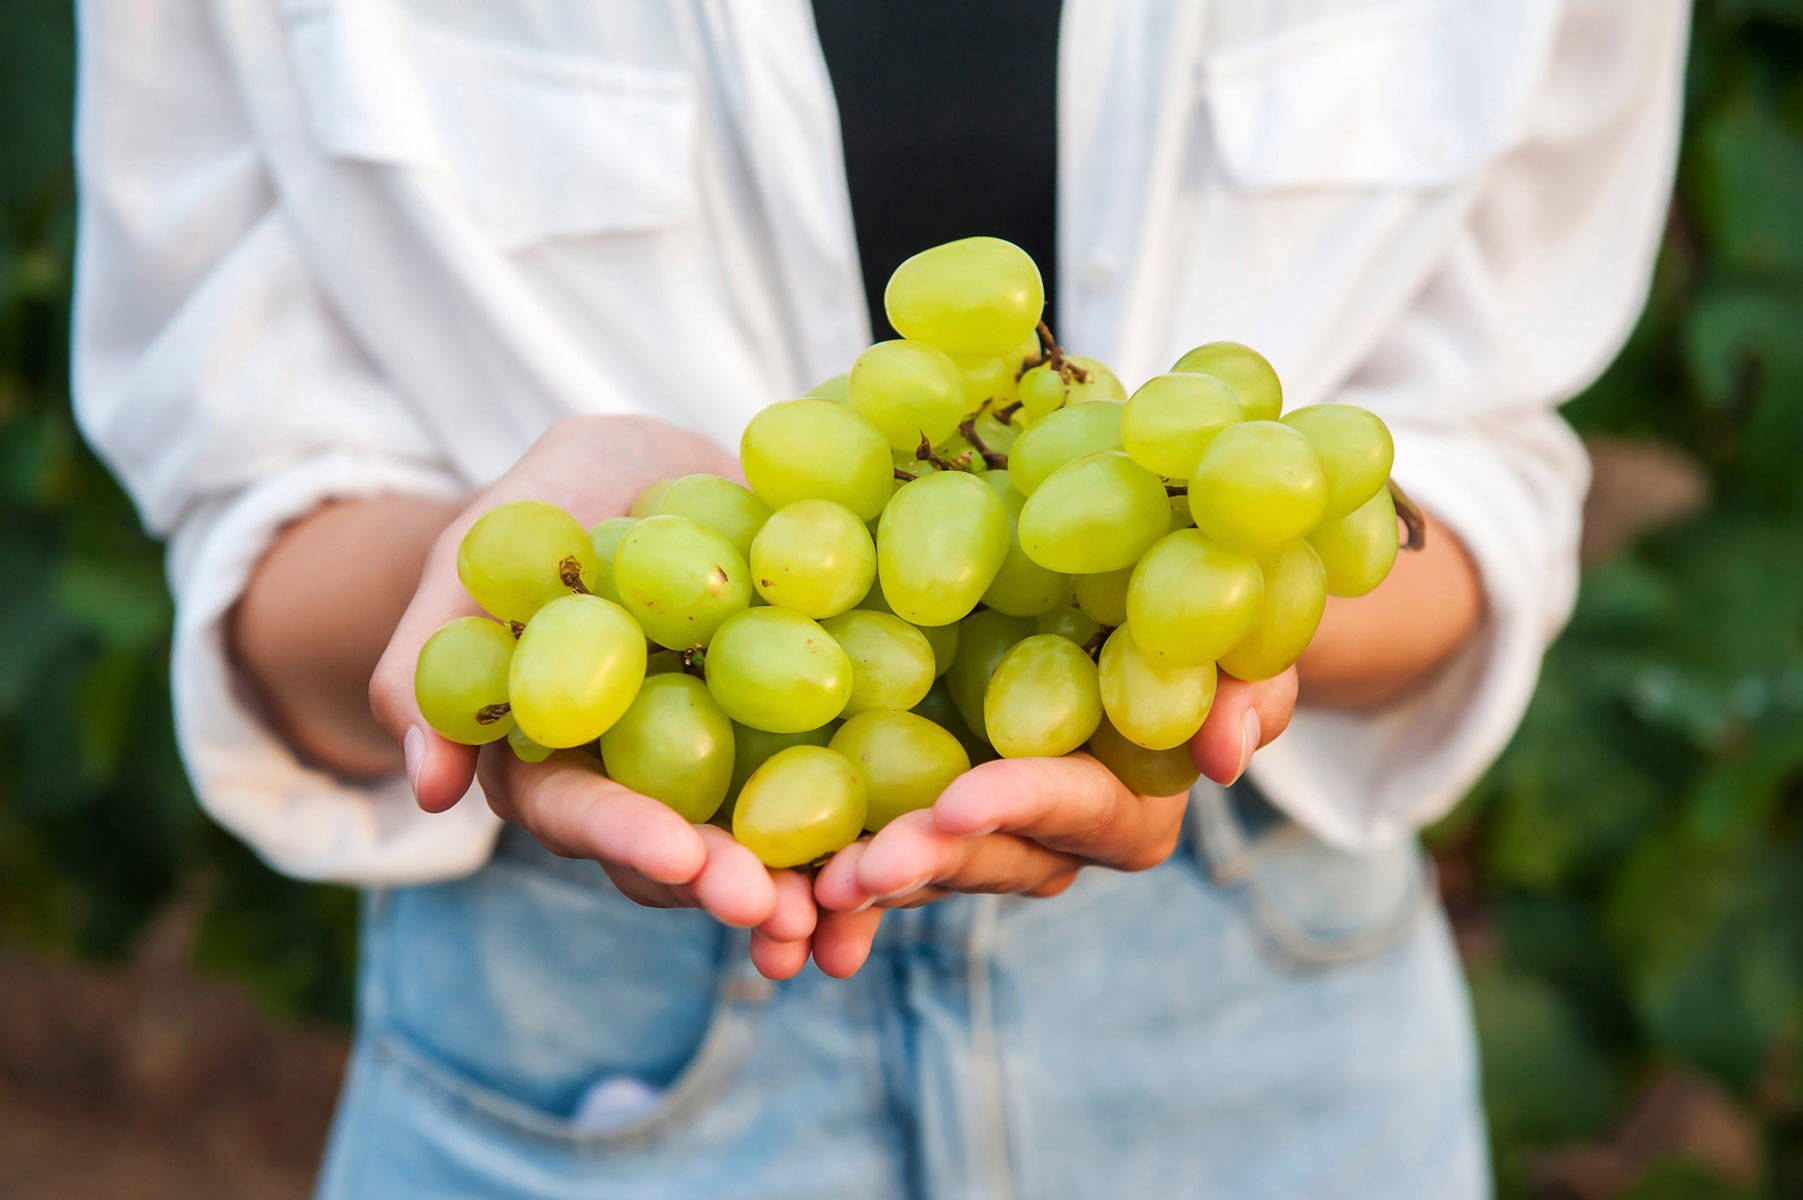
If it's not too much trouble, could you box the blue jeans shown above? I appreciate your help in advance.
[317,784,1489,1198]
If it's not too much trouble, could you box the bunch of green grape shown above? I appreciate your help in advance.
[415,237,1414,867]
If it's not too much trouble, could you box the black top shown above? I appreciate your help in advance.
[811,1,1061,340]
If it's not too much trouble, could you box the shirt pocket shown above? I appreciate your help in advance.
[281,0,698,247]
[1202,0,1558,191]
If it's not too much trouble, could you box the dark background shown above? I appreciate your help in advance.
[2,5,1799,1197]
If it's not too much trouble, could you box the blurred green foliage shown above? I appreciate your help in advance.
[0,3,1798,1195]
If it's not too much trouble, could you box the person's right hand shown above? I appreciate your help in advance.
[366,416,820,978]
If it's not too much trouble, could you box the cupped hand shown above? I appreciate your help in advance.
[811,669,1298,976]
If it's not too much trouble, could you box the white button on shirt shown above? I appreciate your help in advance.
[71,0,1690,884]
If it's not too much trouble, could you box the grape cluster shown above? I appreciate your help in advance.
[414,237,1410,867]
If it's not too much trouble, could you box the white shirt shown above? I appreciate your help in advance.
[72,0,1689,884]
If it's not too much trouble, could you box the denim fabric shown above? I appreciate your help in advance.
[317,783,1489,1199]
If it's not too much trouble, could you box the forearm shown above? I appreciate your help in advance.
[229,493,464,775]
[1295,510,1483,709]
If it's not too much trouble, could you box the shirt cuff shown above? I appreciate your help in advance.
[167,451,502,885]
[1248,419,1588,851]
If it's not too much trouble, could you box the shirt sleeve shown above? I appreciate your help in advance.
[1248,0,1690,851]
[72,1,500,884]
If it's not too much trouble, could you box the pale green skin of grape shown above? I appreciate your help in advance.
[1168,492,1195,531]
[629,478,675,518]
[508,594,648,748]
[727,723,835,808]
[1125,530,1265,667]
[1072,566,1132,627]
[953,352,1019,414]
[876,472,1010,627]
[1018,451,1171,573]
[946,610,1033,735]
[1006,401,1123,494]
[1089,715,1200,797]
[1171,341,1283,423]
[652,475,772,560]
[748,499,875,619]
[849,339,968,453]
[819,609,936,717]
[1064,357,1126,402]
[507,725,553,763]
[612,515,752,650]
[979,469,1071,617]
[972,408,1020,451]
[457,500,599,624]
[704,607,852,733]
[1016,365,1068,424]
[1036,604,1101,646]
[415,616,516,744]
[732,745,868,868]
[1099,626,1218,751]
[1218,541,1327,682]
[983,634,1104,759]
[805,374,851,402]
[1281,404,1395,522]
[859,575,960,677]
[1188,421,1329,558]
[586,517,637,603]
[1308,487,1399,598]
[912,679,994,764]
[831,710,971,832]
[740,398,892,522]
[598,674,735,823]
[882,236,1044,359]
[1121,373,1245,479]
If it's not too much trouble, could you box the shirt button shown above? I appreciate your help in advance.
[1080,251,1121,292]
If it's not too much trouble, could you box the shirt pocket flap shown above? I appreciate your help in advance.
[1203,0,1557,190]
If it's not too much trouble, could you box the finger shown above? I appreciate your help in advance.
[486,750,707,886]
[758,869,820,943]
[931,756,1185,871]
[1190,668,1298,786]
[749,931,812,981]
[811,908,885,979]
[814,839,875,913]
[856,809,1084,899]
[689,825,779,928]
[601,863,689,910]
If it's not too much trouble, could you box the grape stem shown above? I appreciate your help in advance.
[558,556,592,594]
[956,416,1009,469]
[1164,483,1187,497]
[914,434,965,473]
[894,466,918,482]
[992,399,1025,424]
[1080,626,1113,660]
[1388,480,1428,551]
[679,647,706,677]
[475,702,512,725]
[506,620,525,638]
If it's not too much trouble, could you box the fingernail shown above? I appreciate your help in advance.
[966,822,999,837]
[875,873,929,900]
[403,726,426,798]
[851,896,875,913]
[1228,709,1260,785]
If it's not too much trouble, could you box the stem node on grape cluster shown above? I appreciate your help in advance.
[558,556,591,594]
[957,417,1009,469]
[475,702,512,725]
[1388,480,1428,551]
[914,434,964,473]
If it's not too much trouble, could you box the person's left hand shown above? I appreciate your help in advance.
[809,669,1298,976]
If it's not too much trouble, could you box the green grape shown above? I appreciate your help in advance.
[1071,566,1131,627]
[1121,373,1243,478]
[865,576,961,675]
[508,594,647,747]
[848,339,968,454]
[732,745,868,868]
[414,617,516,744]
[652,474,772,559]
[704,607,852,733]
[1007,400,1123,494]
[1219,542,1327,681]
[930,435,985,473]
[1188,421,1328,557]
[1308,486,1399,598]
[876,471,1009,626]
[645,648,687,675]
[1168,491,1195,531]
[1065,356,1126,402]
[507,725,553,763]
[1281,404,1395,521]
[727,723,834,804]
[883,236,1044,358]
[806,373,851,402]
[629,478,675,518]
[747,499,876,618]
[611,514,751,650]
[1088,715,1201,797]
[1012,354,1126,427]
[970,407,1020,453]
[983,634,1103,758]
[953,353,1018,416]
[457,500,599,624]
[1098,626,1216,750]
[586,516,636,603]
[1125,530,1264,666]
[912,679,994,764]
[946,610,1034,734]
[979,469,1070,616]
[831,710,971,831]
[1171,341,1282,422]
[1018,451,1171,573]
[741,398,893,521]
[820,609,936,716]
[1015,363,1069,425]
[1036,603,1101,645]
[599,673,735,822]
